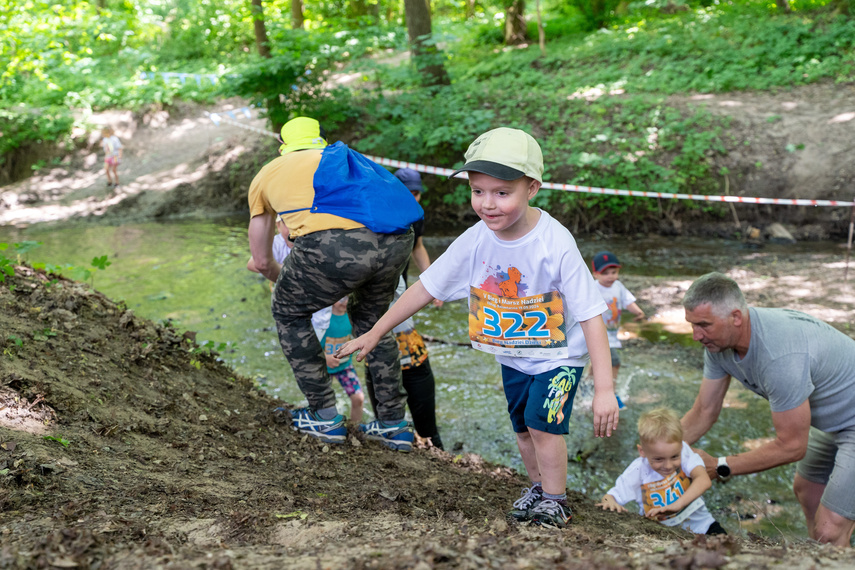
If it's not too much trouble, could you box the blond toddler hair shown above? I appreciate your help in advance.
[637,407,682,445]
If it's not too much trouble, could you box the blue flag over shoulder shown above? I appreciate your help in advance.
[311,142,424,234]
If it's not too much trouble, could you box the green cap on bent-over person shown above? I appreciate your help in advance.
[278,117,328,155]
[450,127,543,183]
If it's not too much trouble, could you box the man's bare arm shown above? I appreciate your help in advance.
[726,400,811,476]
[247,214,280,282]
[681,375,731,445]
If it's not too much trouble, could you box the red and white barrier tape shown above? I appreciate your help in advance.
[208,112,854,208]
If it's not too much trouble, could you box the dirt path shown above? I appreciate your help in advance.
[671,83,855,212]
[0,99,268,226]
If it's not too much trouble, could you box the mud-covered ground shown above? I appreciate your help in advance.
[3,252,855,568]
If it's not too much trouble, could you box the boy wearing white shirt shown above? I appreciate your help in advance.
[338,127,619,527]
[597,407,725,535]
[590,251,645,409]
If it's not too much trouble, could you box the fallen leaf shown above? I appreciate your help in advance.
[48,558,78,568]
[0,442,15,452]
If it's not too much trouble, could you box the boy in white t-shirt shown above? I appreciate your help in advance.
[590,251,645,409]
[338,127,619,528]
[597,407,726,535]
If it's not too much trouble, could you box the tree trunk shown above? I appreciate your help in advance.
[465,0,476,20]
[403,0,450,86]
[250,0,271,58]
[535,0,545,55]
[350,0,379,21]
[291,0,304,29]
[775,0,791,13]
[831,0,851,15]
[504,0,528,45]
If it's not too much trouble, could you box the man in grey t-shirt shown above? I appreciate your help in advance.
[680,272,855,547]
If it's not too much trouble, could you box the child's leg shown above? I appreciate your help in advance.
[528,428,568,496]
[402,359,443,449]
[517,365,581,521]
[349,390,364,425]
[515,430,541,483]
[334,365,363,423]
[611,347,626,409]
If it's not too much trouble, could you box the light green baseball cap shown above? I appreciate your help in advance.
[450,127,543,183]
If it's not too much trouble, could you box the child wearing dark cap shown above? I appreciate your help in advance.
[338,127,619,528]
[591,251,645,409]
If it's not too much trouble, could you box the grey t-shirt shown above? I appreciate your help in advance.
[704,307,855,433]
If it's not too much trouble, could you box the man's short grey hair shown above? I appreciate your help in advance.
[682,272,748,318]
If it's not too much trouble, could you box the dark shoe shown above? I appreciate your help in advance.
[289,407,347,444]
[530,499,572,528]
[509,486,543,522]
[359,419,414,452]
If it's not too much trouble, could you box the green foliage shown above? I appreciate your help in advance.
[91,255,111,271]
[43,435,70,448]
[221,27,403,128]
[33,328,57,341]
[463,4,855,96]
[0,107,76,165]
[0,240,112,289]
[3,0,854,227]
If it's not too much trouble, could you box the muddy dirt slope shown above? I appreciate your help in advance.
[3,262,855,567]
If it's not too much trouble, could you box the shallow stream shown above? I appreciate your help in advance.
[1,218,845,541]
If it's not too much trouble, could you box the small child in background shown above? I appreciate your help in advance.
[101,127,123,189]
[315,297,365,425]
[597,407,726,535]
[590,251,645,409]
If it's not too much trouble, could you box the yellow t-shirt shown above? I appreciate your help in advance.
[247,149,364,237]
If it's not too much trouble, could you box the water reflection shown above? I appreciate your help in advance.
[0,219,819,541]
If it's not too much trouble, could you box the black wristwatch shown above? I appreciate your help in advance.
[716,457,732,482]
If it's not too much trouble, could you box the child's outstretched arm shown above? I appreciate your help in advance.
[579,316,619,437]
[627,301,646,321]
[596,494,627,513]
[336,280,434,362]
[645,465,712,520]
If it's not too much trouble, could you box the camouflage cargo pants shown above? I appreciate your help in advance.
[271,227,413,422]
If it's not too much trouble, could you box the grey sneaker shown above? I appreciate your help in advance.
[509,486,543,521]
[530,499,572,528]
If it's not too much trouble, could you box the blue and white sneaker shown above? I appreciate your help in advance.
[359,419,414,452]
[289,407,347,444]
[616,395,627,410]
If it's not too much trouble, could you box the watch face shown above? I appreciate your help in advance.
[716,464,731,478]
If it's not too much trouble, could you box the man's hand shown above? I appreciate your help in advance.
[431,298,444,308]
[692,447,718,481]
[596,495,626,512]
